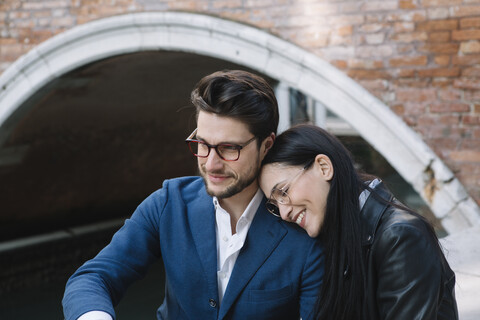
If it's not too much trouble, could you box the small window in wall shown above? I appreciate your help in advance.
[289,88,315,125]
[288,89,446,237]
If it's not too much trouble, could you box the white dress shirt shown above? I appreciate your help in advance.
[214,188,263,304]
[76,188,263,320]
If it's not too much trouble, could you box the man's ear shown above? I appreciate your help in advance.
[261,132,275,158]
[314,154,334,181]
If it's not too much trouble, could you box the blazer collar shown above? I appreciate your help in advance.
[219,197,287,318]
[188,184,219,300]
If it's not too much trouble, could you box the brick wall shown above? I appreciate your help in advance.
[1,0,479,205]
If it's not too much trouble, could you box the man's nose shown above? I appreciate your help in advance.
[204,149,224,171]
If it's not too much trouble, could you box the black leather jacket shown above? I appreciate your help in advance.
[360,182,458,320]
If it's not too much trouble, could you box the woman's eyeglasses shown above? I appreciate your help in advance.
[266,163,310,217]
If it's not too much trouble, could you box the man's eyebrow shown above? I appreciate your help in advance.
[195,134,243,145]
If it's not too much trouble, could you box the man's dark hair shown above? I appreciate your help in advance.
[191,70,279,144]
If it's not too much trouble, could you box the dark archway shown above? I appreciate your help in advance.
[0,51,270,241]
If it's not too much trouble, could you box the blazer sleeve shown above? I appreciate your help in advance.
[299,238,325,320]
[373,221,444,320]
[62,183,168,320]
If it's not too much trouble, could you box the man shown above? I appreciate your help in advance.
[63,70,324,320]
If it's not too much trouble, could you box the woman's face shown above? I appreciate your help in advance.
[259,155,333,238]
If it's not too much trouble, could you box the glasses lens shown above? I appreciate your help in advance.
[217,145,240,161]
[272,189,290,205]
[189,141,209,157]
[266,201,280,217]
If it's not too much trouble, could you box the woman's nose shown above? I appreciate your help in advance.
[277,203,293,221]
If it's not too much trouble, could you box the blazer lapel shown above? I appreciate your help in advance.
[219,199,287,318]
[188,186,218,298]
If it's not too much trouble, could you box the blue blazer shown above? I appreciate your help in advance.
[63,177,324,320]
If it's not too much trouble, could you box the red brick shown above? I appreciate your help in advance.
[337,25,353,36]
[419,43,459,54]
[22,1,69,10]
[389,55,428,67]
[391,104,405,115]
[348,59,384,69]
[386,11,426,22]
[421,0,462,6]
[331,60,347,69]
[460,17,480,28]
[452,54,480,65]
[404,115,419,126]
[428,31,450,42]
[8,11,30,19]
[460,41,480,54]
[432,78,453,87]
[450,150,480,162]
[0,38,17,45]
[475,104,480,113]
[400,0,417,9]
[396,88,437,102]
[340,2,363,13]
[359,23,385,33]
[473,128,480,140]
[464,91,480,100]
[454,78,480,89]
[430,102,470,113]
[427,138,459,151]
[397,69,416,77]
[460,139,480,151]
[438,89,463,101]
[451,5,480,18]
[438,114,462,124]
[347,69,391,79]
[391,31,428,43]
[434,55,450,65]
[211,0,243,9]
[416,19,458,31]
[0,43,24,58]
[362,1,398,12]
[463,115,480,125]
[359,79,389,90]
[462,66,480,77]
[394,22,415,33]
[356,45,394,57]
[394,78,430,87]
[427,7,449,20]
[330,34,354,46]
[417,114,436,125]
[397,44,415,54]
[452,29,480,41]
[418,67,460,78]
[364,33,385,44]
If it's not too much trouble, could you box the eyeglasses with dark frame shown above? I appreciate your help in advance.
[266,162,312,217]
[185,128,257,162]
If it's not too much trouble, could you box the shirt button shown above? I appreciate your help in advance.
[209,298,217,308]
[223,236,229,242]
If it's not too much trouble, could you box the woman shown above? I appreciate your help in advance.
[260,124,458,320]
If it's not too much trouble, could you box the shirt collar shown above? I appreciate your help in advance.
[213,188,263,224]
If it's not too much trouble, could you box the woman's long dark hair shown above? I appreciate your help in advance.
[263,124,367,320]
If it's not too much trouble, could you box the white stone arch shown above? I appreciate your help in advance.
[0,12,478,233]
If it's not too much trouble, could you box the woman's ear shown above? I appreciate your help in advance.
[314,154,334,181]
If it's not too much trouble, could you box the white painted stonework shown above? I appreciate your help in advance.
[0,12,479,233]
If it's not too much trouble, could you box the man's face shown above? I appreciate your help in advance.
[195,111,262,199]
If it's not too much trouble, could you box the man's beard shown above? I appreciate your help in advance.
[200,164,260,199]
